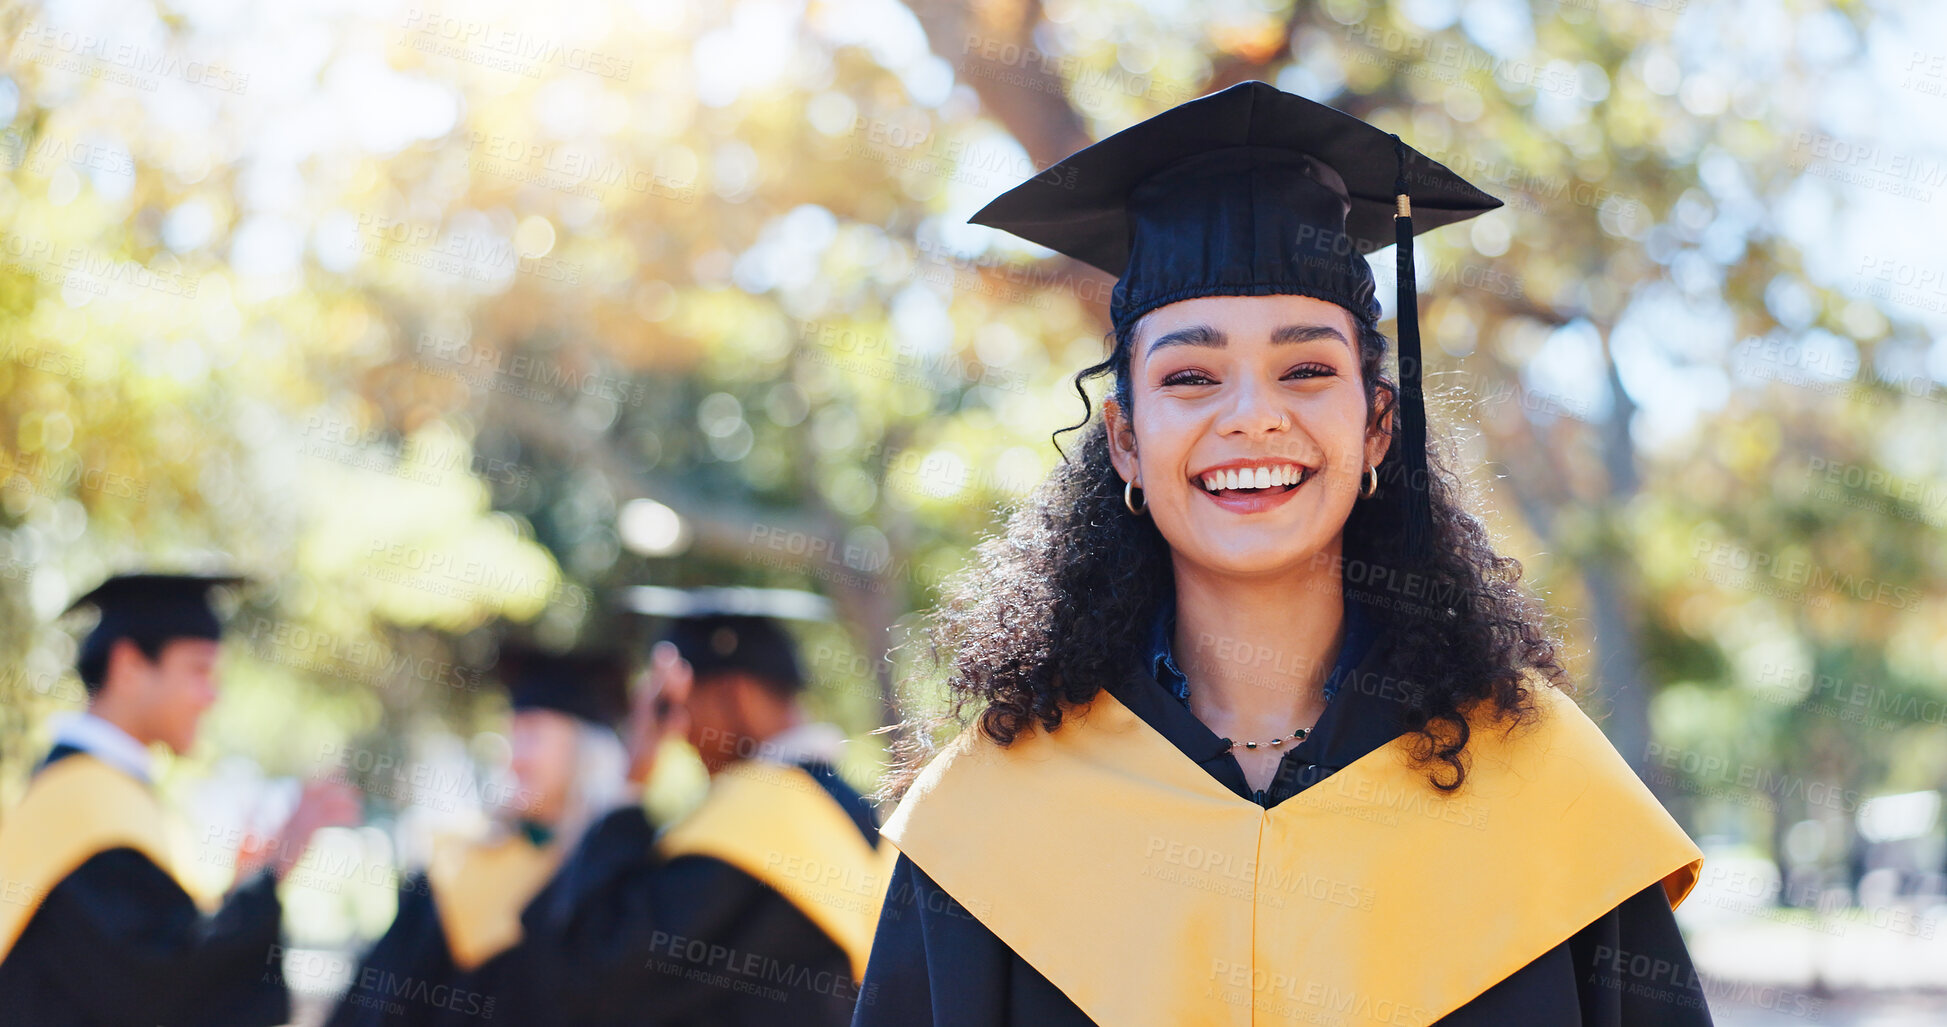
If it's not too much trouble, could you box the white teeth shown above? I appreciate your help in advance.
[1198,465,1310,493]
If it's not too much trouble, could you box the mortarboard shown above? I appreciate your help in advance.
[620,586,832,695]
[494,642,631,727]
[64,573,248,688]
[968,80,1502,563]
[620,585,835,622]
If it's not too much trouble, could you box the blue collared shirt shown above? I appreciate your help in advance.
[1147,591,1375,711]
[47,711,155,783]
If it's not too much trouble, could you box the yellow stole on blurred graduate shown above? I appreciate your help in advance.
[0,753,191,963]
[426,833,564,971]
[882,681,1705,1027]
[655,759,896,982]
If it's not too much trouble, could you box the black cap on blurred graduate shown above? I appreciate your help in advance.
[968,80,1502,563]
[64,572,249,693]
[495,642,631,728]
[620,586,833,698]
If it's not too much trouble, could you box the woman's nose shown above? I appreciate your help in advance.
[1215,378,1294,436]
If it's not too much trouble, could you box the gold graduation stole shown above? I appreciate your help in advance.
[0,753,185,963]
[426,833,563,971]
[655,760,895,981]
[882,682,1705,1027]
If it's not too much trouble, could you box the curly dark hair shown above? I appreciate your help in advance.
[883,306,1571,798]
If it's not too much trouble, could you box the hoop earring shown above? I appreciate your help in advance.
[1360,464,1379,499]
[1124,479,1147,516]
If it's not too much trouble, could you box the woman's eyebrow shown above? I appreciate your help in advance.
[1270,323,1352,350]
[1147,323,1224,354]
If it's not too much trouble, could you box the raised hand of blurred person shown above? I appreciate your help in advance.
[235,778,362,884]
[625,641,693,787]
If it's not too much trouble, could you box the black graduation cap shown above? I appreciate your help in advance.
[64,572,248,689]
[495,642,631,727]
[969,80,1503,562]
[620,586,830,696]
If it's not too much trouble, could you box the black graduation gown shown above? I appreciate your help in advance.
[853,652,1717,1027]
[0,744,290,1027]
[323,867,537,1026]
[515,759,880,1027]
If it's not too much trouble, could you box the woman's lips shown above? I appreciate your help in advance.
[1193,469,1309,514]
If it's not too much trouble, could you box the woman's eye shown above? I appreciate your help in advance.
[1160,370,1215,386]
[1285,363,1336,379]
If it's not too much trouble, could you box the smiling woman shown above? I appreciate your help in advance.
[857,81,1713,1027]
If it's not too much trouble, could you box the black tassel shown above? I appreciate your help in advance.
[1391,135,1433,565]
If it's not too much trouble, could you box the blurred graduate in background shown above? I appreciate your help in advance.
[325,638,633,1026]
[0,572,359,1027]
[517,586,890,1026]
